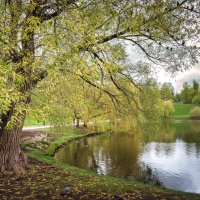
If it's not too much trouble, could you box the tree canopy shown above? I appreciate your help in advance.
[0,0,200,174]
[175,80,200,104]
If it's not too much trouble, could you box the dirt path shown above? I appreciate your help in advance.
[20,130,47,143]
[23,125,52,131]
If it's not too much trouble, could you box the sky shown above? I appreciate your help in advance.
[126,42,200,93]
[156,64,200,92]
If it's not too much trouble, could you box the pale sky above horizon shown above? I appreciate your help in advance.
[126,41,200,93]
[156,64,200,92]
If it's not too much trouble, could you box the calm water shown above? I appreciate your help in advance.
[55,120,200,194]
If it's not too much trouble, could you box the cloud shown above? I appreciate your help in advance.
[126,44,200,92]
[156,64,200,92]
[173,64,200,92]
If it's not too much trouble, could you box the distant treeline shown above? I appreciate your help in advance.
[159,80,200,104]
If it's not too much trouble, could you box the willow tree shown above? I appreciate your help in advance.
[0,0,199,174]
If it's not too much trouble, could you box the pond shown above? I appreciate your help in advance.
[54,120,200,194]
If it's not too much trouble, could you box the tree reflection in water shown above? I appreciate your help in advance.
[55,120,200,193]
[127,162,163,187]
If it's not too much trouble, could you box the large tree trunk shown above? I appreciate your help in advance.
[0,126,27,175]
[0,1,64,176]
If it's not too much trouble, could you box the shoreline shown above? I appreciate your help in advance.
[19,126,200,199]
[26,149,200,199]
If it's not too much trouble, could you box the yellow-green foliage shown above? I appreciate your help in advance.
[162,100,175,118]
[1,1,199,130]
[190,107,200,119]
[170,104,198,117]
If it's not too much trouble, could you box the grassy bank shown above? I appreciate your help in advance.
[25,151,199,200]
[16,126,200,199]
[44,126,110,156]
[24,116,49,126]
[170,103,200,118]
[21,124,112,156]
[1,152,199,200]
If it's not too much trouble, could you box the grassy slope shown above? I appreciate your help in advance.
[170,104,200,118]
[24,116,49,126]
[25,151,199,200]
[19,126,200,199]
[21,125,112,156]
[44,127,100,156]
[1,153,199,200]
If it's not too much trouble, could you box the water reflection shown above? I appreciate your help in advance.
[141,141,200,193]
[55,120,200,194]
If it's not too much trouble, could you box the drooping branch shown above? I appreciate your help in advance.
[32,0,77,22]
[63,67,123,113]
[85,48,143,112]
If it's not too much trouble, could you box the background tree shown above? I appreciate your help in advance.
[192,94,200,104]
[192,80,200,104]
[0,0,199,174]
[174,93,181,103]
[180,82,193,103]
[179,80,200,104]
[160,83,174,101]
[192,80,199,96]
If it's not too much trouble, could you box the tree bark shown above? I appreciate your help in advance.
[83,121,88,128]
[0,1,73,175]
[76,118,80,128]
[0,126,27,175]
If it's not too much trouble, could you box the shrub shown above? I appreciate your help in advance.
[189,107,200,119]
[162,100,175,118]
[192,94,200,104]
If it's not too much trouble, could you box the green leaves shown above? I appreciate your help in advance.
[0,0,199,130]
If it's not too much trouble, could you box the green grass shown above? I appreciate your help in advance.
[46,126,113,156]
[20,125,200,199]
[24,116,50,126]
[45,127,86,156]
[170,103,200,118]
[27,150,200,199]
[29,150,164,191]
[25,125,112,156]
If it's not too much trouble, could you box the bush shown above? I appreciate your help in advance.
[162,100,175,118]
[192,94,200,104]
[190,107,200,119]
